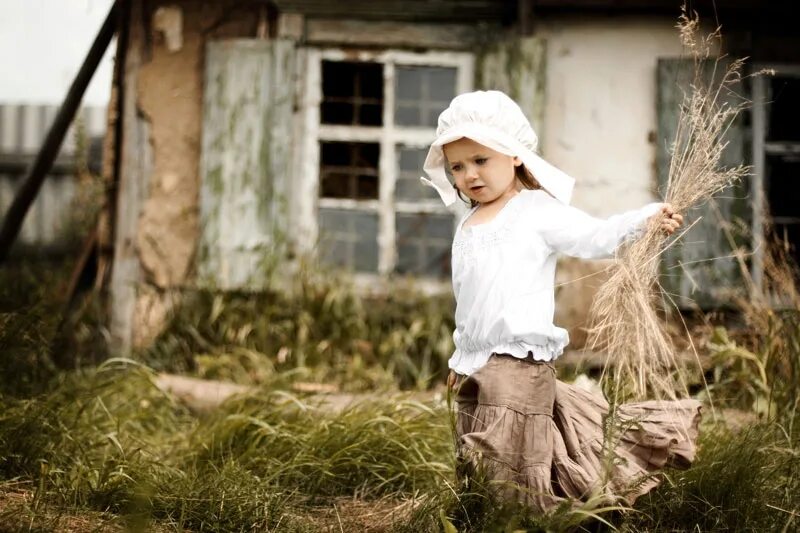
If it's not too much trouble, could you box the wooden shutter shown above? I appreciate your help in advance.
[475,36,547,133]
[656,58,750,309]
[199,39,295,289]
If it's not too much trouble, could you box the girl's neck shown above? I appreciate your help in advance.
[464,188,520,228]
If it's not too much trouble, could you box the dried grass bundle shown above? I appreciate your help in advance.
[588,10,756,401]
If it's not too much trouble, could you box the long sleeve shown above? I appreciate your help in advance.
[534,192,663,259]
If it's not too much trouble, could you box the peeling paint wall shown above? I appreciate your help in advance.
[198,39,296,290]
[538,16,686,213]
[117,0,261,348]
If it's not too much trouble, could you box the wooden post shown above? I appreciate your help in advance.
[0,1,118,262]
[96,0,130,290]
[518,0,533,36]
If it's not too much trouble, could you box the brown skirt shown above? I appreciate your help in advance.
[453,354,702,512]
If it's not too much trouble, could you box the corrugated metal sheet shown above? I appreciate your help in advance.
[0,104,106,251]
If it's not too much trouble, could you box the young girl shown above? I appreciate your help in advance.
[420,90,702,511]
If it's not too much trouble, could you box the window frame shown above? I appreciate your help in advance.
[298,47,473,282]
[751,63,800,294]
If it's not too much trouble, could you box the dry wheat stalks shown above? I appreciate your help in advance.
[587,10,759,402]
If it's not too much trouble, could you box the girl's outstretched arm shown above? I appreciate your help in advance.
[533,192,679,259]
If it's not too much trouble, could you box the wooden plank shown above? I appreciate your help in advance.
[277,12,304,40]
[292,47,321,256]
[306,19,481,50]
[475,36,547,135]
[109,0,150,354]
[0,153,78,175]
[199,39,296,290]
[656,58,750,309]
[273,0,514,22]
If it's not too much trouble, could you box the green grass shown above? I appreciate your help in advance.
[140,275,455,392]
[2,360,799,532]
[619,422,800,532]
[0,361,453,531]
[194,392,452,499]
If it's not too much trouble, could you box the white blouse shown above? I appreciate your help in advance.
[449,189,663,376]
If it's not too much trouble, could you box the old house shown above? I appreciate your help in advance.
[97,0,798,353]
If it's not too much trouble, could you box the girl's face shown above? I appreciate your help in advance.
[443,137,522,206]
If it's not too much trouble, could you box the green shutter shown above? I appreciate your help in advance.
[199,39,295,289]
[656,58,750,309]
[475,36,547,133]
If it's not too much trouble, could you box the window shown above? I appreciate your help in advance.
[321,61,383,126]
[752,66,800,287]
[395,66,458,128]
[305,50,473,279]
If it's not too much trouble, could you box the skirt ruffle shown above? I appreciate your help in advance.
[454,354,702,512]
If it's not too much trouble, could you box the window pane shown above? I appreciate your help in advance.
[395,66,456,128]
[320,142,379,200]
[396,243,420,275]
[429,68,458,101]
[396,67,422,100]
[395,105,420,126]
[766,153,800,268]
[395,146,439,201]
[395,212,453,278]
[768,76,800,142]
[766,154,800,218]
[322,61,383,126]
[773,223,800,269]
[319,208,379,272]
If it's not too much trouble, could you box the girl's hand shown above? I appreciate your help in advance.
[447,370,457,389]
[657,203,683,235]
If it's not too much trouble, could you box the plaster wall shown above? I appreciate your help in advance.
[538,16,685,213]
[118,1,259,348]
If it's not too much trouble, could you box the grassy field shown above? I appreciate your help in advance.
[1,258,799,532]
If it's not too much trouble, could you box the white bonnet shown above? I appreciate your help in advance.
[420,90,575,206]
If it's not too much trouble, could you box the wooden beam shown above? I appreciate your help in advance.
[305,19,481,50]
[0,153,79,176]
[518,0,533,36]
[108,0,149,354]
[0,1,117,262]
[96,0,130,292]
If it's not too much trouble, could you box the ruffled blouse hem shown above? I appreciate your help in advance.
[449,340,566,376]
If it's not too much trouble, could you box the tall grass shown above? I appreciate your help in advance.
[192,391,452,499]
[142,272,455,391]
[0,361,189,510]
[0,262,64,396]
[702,260,800,423]
[2,141,800,531]
[0,361,454,530]
[620,422,800,532]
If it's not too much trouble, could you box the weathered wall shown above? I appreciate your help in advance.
[535,16,686,347]
[538,15,685,212]
[115,1,262,349]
